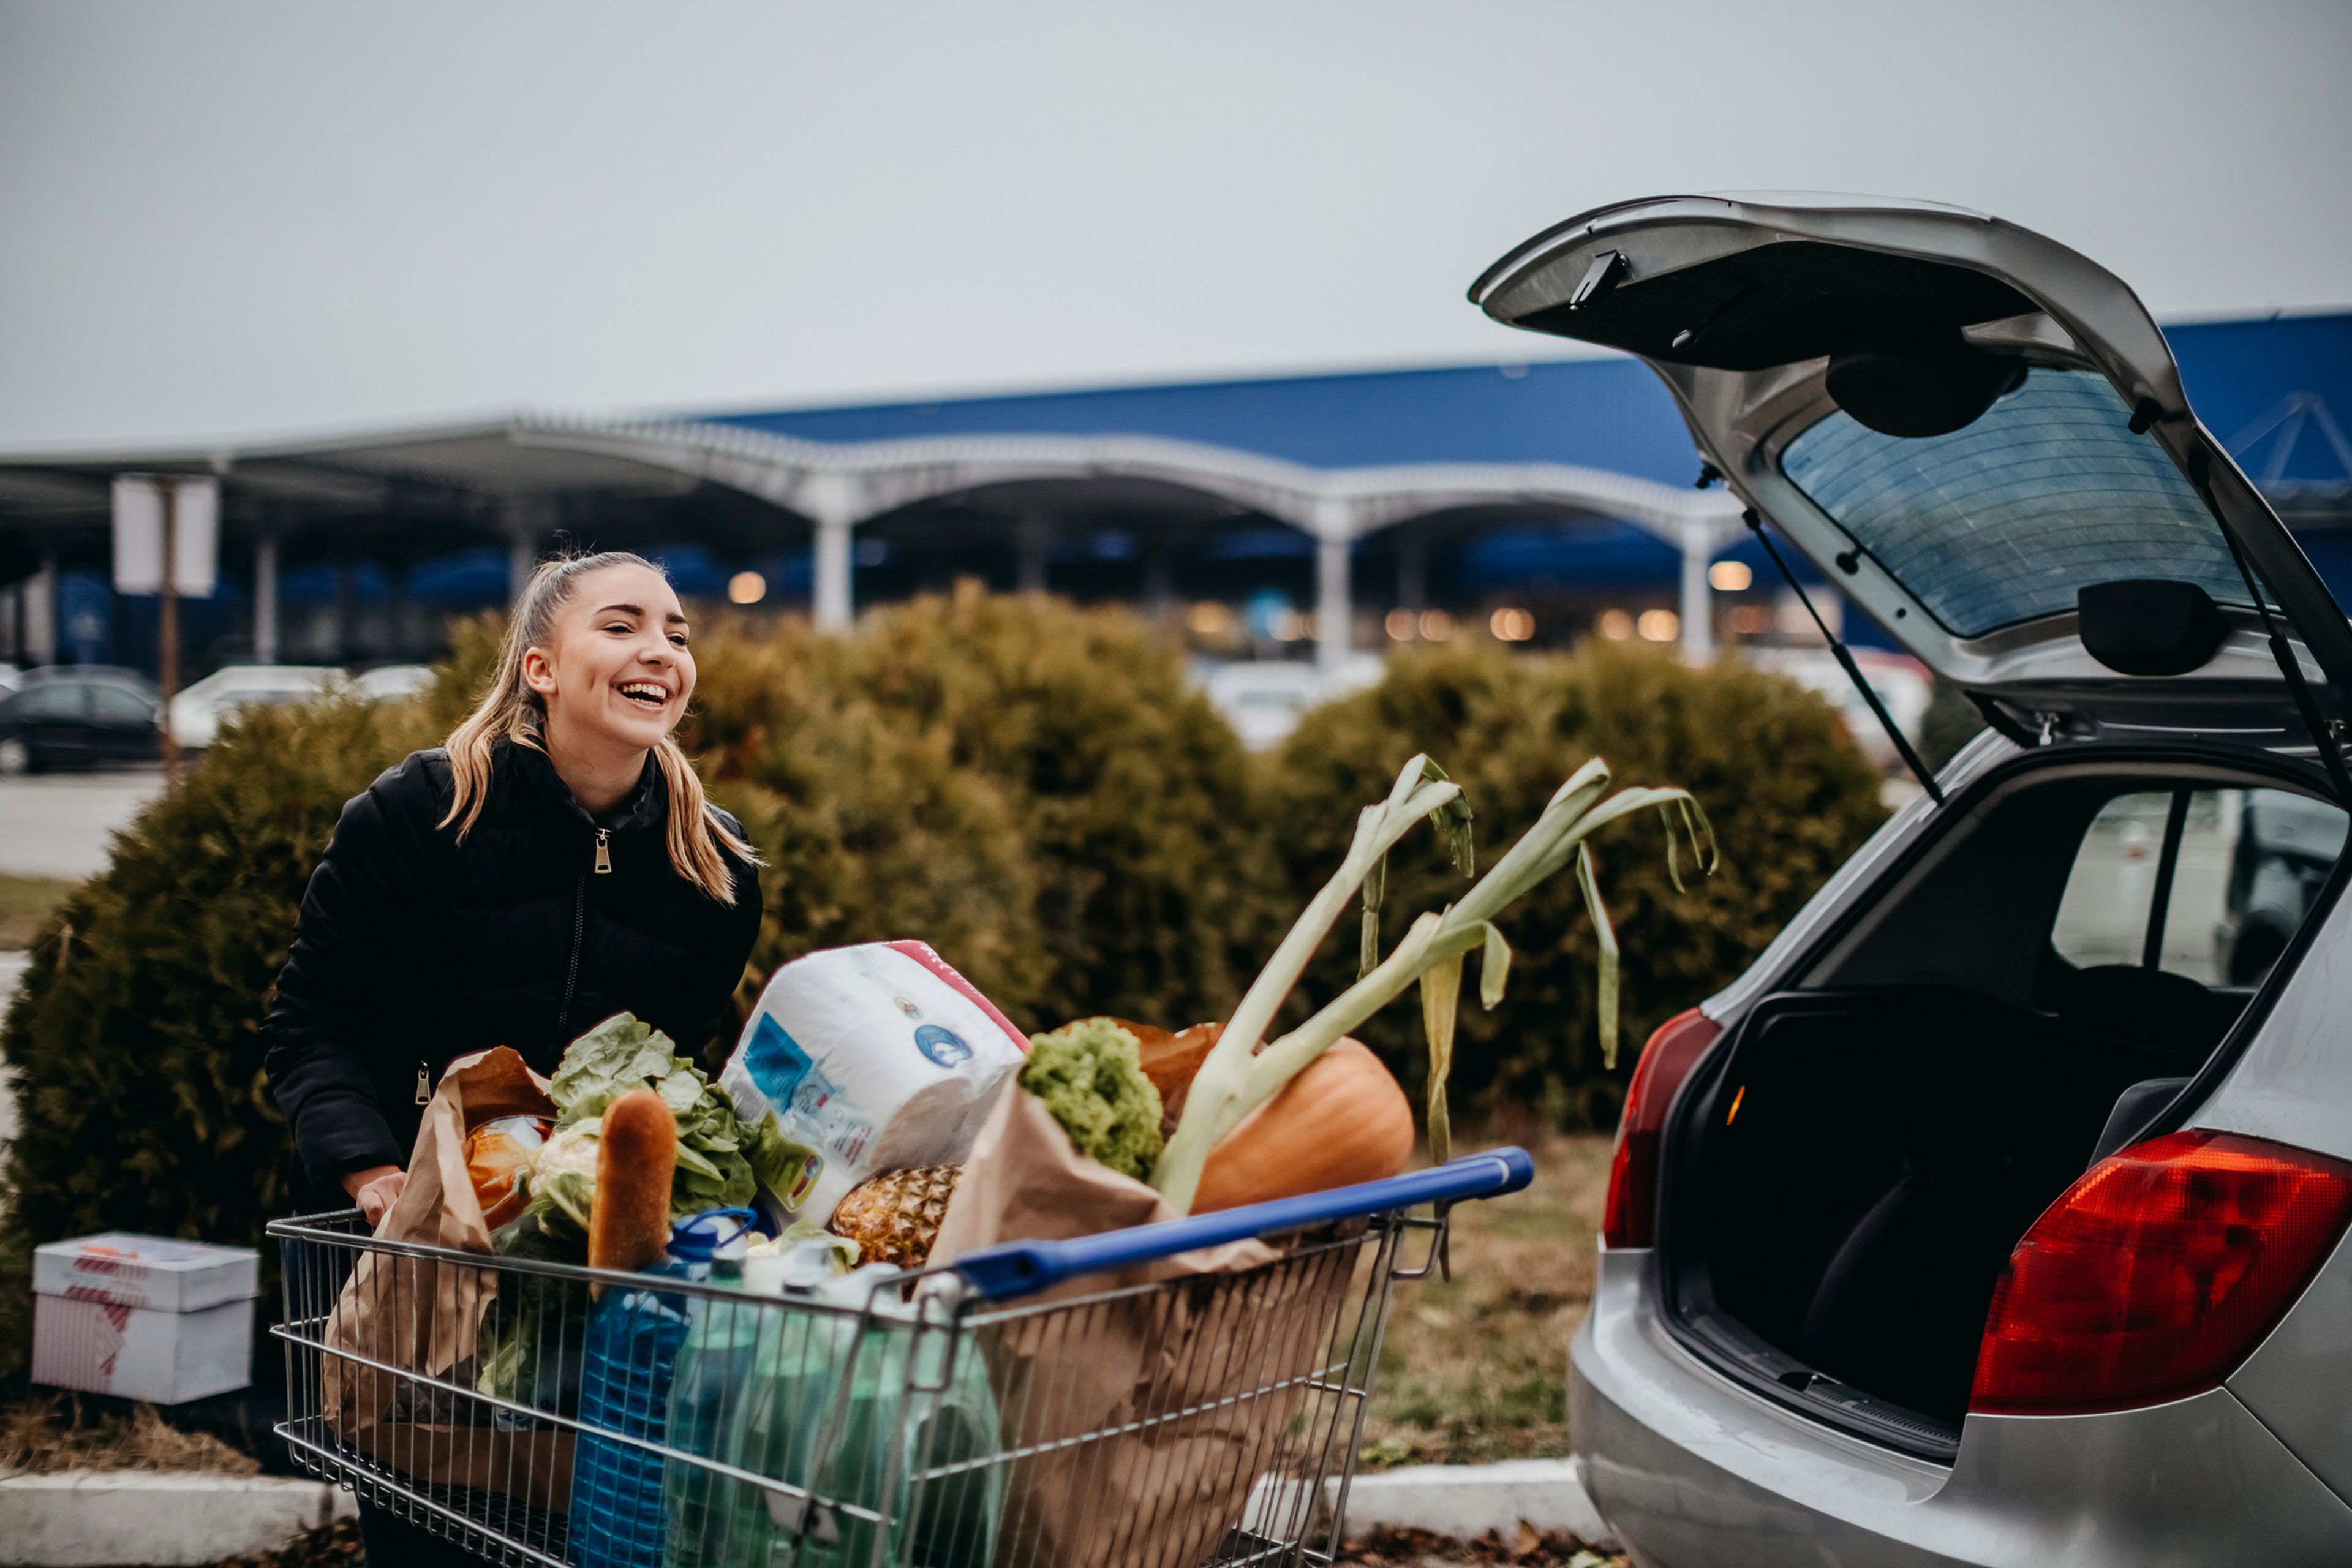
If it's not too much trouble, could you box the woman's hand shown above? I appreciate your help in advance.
[342,1164,408,1229]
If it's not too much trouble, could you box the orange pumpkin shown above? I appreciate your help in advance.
[1191,1039,1412,1214]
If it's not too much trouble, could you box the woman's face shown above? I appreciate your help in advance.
[522,563,697,753]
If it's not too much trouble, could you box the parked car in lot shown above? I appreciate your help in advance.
[1474,194,2352,1564]
[352,662,434,701]
[0,666,162,772]
[167,664,339,750]
[1197,655,1381,750]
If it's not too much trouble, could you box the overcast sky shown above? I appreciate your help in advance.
[3,1,2348,447]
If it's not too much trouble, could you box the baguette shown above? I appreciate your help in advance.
[589,1088,677,1287]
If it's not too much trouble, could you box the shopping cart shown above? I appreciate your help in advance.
[271,1147,1534,1567]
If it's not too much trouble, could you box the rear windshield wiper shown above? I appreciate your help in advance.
[1743,508,1945,805]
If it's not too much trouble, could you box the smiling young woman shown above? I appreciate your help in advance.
[260,552,764,1568]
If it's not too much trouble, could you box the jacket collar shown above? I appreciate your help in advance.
[502,739,668,834]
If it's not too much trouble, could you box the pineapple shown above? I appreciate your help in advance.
[827,1164,962,1268]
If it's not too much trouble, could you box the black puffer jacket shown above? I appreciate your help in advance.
[262,742,763,1194]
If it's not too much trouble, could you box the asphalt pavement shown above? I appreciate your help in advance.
[0,766,168,878]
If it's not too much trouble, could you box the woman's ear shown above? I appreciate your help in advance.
[521,646,559,698]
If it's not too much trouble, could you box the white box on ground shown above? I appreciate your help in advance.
[29,1232,258,1404]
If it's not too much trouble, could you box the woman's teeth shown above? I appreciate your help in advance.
[619,682,668,708]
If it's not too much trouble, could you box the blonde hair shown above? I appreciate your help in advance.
[440,551,756,903]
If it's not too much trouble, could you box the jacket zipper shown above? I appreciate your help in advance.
[415,1061,431,1104]
[554,871,587,1040]
[594,828,612,875]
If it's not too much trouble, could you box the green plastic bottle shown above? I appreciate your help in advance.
[688,1262,1000,1568]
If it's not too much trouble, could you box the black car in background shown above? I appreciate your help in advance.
[0,666,163,773]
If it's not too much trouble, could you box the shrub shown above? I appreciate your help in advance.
[0,589,1267,1372]
[704,677,1049,1047]
[0,696,436,1368]
[1262,641,1887,1128]
[485,588,1274,1033]
[804,586,1276,1032]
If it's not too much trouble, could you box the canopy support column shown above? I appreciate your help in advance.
[1680,519,1716,665]
[1014,513,1050,594]
[804,473,859,632]
[1142,543,1174,619]
[252,532,280,664]
[503,497,557,596]
[24,552,56,666]
[1316,505,1355,674]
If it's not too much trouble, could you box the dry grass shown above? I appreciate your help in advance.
[216,1519,363,1568]
[1357,1129,1614,1470]
[1339,1523,1627,1567]
[0,1393,260,1476]
[0,872,72,949]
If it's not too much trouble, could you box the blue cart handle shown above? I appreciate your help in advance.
[949,1145,1534,1302]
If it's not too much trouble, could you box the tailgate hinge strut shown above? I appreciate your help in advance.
[1743,510,1945,805]
[2190,448,2352,804]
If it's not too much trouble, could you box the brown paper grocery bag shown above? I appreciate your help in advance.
[318,1047,573,1510]
[932,1088,1354,1568]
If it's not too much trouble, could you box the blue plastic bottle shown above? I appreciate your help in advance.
[567,1208,756,1568]
[660,1210,767,1564]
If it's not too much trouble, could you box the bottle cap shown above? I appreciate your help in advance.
[669,1206,760,1264]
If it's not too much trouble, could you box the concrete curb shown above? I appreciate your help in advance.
[0,1471,356,1567]
[0,1459,1612,1564]
[1340,1458,1618,1549]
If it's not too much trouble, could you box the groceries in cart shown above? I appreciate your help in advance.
[721,940,1033,1229]
[284,753,1711,1567]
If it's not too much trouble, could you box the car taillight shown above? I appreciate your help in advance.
[1970,1129,2352,1415]
[1600,1008,1722,1249]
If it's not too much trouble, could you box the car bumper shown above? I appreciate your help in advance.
[1570,1247,2352,1568]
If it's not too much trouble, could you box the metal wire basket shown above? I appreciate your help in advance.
[271,1149,1534,1568]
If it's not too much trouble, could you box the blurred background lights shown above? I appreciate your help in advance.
[1597,608,1635,641]
[1708,560,1754,592]
[1489,606,1536,642]
[1417,609,1455,642]
[726,571,766,605]
[1637,608,1682,643]
[1186,601,1235,636]
[1384,608,1418,641]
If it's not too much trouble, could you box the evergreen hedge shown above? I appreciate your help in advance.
[810,587,1274,1031]
[0,595,1886,1374]
[0,696,436,1366]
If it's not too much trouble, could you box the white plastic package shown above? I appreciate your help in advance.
[720,940,1030,1224]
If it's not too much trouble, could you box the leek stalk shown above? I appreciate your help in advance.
[1150,755,1716,1215]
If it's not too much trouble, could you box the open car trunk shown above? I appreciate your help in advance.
[1469,192,2352,1456]
[1658,758,2347,1453]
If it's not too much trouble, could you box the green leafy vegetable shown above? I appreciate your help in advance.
[478,1219,590,1406]
[526,1012,770,1237]
[526,1123,600,1235]
[1019,1018,1165,1182]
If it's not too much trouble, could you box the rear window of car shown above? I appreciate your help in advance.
[1781,368,2245,638]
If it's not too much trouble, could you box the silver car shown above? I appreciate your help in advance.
[1473,195,2352,1565]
